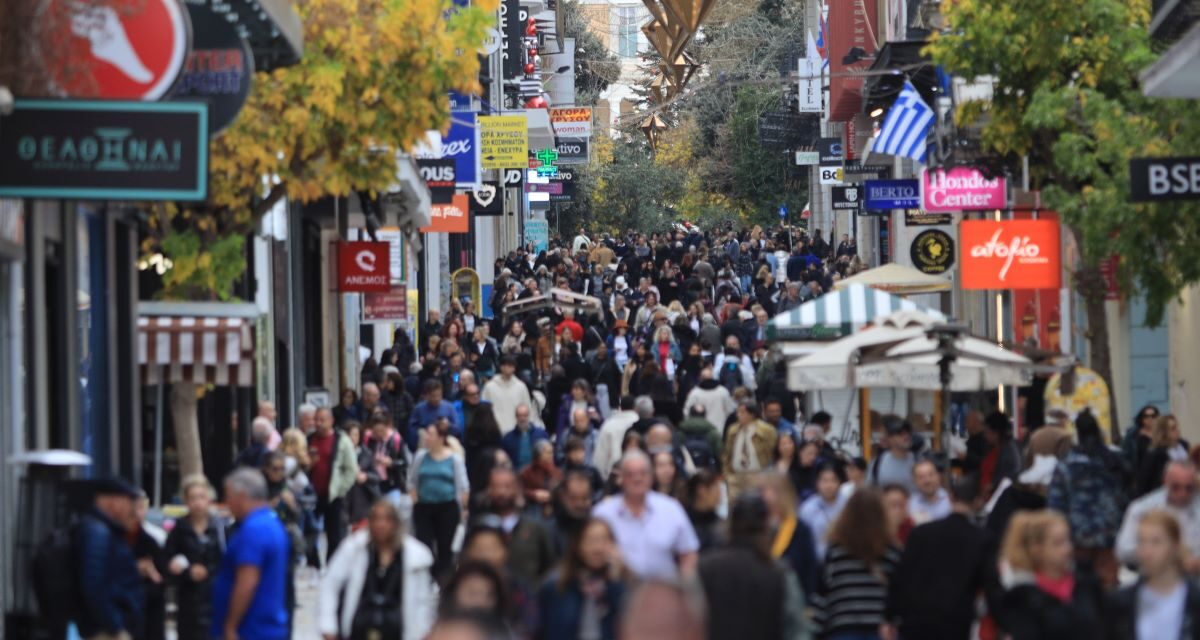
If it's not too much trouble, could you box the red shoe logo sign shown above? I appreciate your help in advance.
[43,0,190,100]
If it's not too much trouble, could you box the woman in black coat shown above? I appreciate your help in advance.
[164,477,226,640]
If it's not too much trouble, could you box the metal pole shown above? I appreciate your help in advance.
[154,377,164,507]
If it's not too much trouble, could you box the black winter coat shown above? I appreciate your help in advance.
[163,516,226,640]
[998,570,1105,640]
[1106,578,1200,640]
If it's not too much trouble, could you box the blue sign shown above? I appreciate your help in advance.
[443,113,481,189]
[449,91,474,112]
[524,219,549,253]
[864,179,920,210]
[778,204,788,219]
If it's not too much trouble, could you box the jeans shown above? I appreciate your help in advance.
[413,500,460,581]
[316,495,347,563]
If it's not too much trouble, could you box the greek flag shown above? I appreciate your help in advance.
[874,82,934,163]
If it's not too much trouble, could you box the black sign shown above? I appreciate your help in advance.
[818,137,844,165]
[502,168,524,186]
[171,1,254,134]
[501,0,526,79]
[1130,156,1200,202]
[904,209,952,226]
[758,112,819,149]
[0,100,209,201]
[840,161,891,182]
[832,186,861,210]
[554,137,589,165]
[549,166,577,202]
[417,159,456,203]
[910,229,956,275]
[470,181,503,215]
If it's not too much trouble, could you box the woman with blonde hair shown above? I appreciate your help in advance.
[997,509,1104,639]
[163,475,225,640]
[1106,510,1200,639]
[1137,414,1190,497]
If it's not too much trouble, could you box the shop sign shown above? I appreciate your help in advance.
[818,137,844,165]
[470,182,502,216]
[1129,156,1200,202]
[524,219,549,253]
[338,241,391,292]
[795,151,819,165]
[479,115,529,169]
[549,107,592,137]
[417,159,456,204]
[910,229,955,275]
[554,137,589,165]
[422,194,470,233]
[818,166,844,185]
[525,182,563,195]
[865,179,920,209]
[500,0,526,79]
[831,186,861,210]
[904,209,953,226]
[840,162,890,182]
[0,99,208,201]
[921,167,1007,212]
[960,220,1061,290]
[42,0,190,100]
[170,1,253,133]
[363,286,408,322]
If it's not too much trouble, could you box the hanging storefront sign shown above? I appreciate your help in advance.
[818,137,844,165]
[470,182,503,216]
[554,137,589,165]
[500,0,526,79]
[960,219,1061,290]
[831,185,861,210]
[1129,156,1200,202]
[479,115,529,169]
[0,99,208,201]
[422,194,470,233]
[170,1,253,133]
[905,209,952,226]
[840,162,890,183]
[417,159,456,204]
[42,0,191,100]
[445,114,481,189]
[797,31,822,113]
[363,286,408,322]
[549,107,593,137]
[795,151,819,165]
[865,179,920,210]
[549,166,577,203]
[910,229,955,275]
[921,167,1007,212]
[338,241,391,292]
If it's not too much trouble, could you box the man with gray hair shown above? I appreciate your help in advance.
[235,417,274,469]
[212,468,290,640]
[297,403,317,437]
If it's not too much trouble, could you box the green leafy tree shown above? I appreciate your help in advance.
[927,0,1200,437]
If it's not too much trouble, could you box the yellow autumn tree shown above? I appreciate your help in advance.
[148,0,496,480]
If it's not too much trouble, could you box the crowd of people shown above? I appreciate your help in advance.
[44,225,1200,640]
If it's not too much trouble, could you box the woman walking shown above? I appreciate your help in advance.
[409,421,470,581]
[536,518,628,640]
[164,475,225,640]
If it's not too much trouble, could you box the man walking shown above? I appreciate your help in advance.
[76,478,143,640]
[722,400,777,501]
[309,407,359,562]
[212,468,290,640]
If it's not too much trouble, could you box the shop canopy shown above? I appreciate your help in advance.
[766,283,946,341]
[833,263,953,294]
[137,302,257,387]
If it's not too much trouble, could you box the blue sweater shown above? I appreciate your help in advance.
[407,400,459,452]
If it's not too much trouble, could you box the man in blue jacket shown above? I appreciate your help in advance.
[407,379,458,452]
[77,477,144,640]
[501,403,550,470]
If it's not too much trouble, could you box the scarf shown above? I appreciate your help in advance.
[771,516,798,559]
[1036,573,1075,602]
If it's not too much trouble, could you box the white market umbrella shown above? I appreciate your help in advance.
[766,283,946,341]
[834,263,953,295]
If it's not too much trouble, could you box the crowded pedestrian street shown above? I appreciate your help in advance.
[2,0,1200,639]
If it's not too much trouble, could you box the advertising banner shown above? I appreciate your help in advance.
[416,159,456,203]
[549,107,593,137]
[479,115,529,169]
[0,100,209,201]
[553,137,589,165]
[423,195,470,233]
[501,0,525,79]
[338,241,391,292]
[171,1,253,134]
[442,113,481,189]
[960,219,1061,290]
[865,179,920,209]
[921,167,1007,212]
[363,286,408,322]
[1129,156,1200,202]
[524,219,549,253]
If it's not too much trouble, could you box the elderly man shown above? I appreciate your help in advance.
[722,400,777,501]
[593,395,640,477]
[1116,461,1200,570]
[557,407,599,467]
[257,400,281,449]
[297,403,317,438]
[357,382,382,421]
[592,451,700,580]
[235,418,275,469]
[212,468,290,640]
[76,478,143,640]
[500,404,550,470]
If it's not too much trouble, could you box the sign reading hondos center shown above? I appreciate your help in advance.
[921,167,1006,212]
[479,115,529,169]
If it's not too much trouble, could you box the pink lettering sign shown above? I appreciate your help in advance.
[920,167,1007,213]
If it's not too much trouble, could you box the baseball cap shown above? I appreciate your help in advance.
[92,476,140,498]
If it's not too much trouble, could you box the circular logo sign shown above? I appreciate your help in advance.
[43,0,190,100]
[169,1,254,133]
[910,229,956,275]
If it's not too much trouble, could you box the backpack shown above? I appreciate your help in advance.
[32,522,82,621]
[719,360,743,391]
[683,432,718,470]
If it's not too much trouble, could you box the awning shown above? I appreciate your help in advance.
[138,313,255,387]
[862,41,939,116]
[767,283,947,341]
[834,263,953,294]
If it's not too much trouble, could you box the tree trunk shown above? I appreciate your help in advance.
[170,382,205,481]
[1071,227,1122,443]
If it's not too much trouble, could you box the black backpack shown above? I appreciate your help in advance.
[683,433,718,470]
[32,522,83,622]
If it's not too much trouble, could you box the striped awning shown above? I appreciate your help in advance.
[767,283,947,342]
[138,316,255,386]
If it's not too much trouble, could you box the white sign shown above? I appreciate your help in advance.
[795,151,820,165]
[480,28,502,55]
[819,166,844,185]
[797,32,822,113]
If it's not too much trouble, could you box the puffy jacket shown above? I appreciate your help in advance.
[1047,445,1128,549]
[318,530,437,640]
[76,508,144,638]
[163,514,227,639]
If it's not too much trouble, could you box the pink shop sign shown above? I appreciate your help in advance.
[920,167,1007,213]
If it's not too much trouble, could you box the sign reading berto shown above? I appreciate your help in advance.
[921,167,1006,212]
[960,220,1061,290]
[0,100,209,201]
[338,241,391,292]
[864,179,920,210]
[1130,157,1200,202]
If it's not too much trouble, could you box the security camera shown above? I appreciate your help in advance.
[0,86,14,116]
